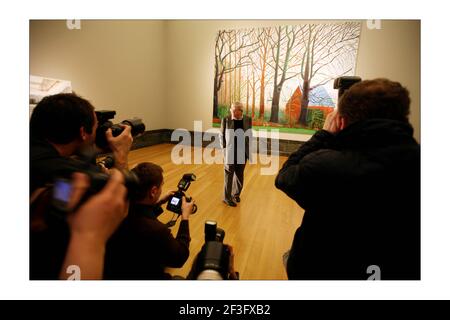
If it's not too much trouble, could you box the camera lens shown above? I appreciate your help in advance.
[122,119,145,136]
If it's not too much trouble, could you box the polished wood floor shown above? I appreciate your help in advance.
[128,144,303,280]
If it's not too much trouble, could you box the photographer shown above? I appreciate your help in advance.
[30,93,133,194]
[30,93,133,279]
[275,79,420,280]
[104,162,195,280]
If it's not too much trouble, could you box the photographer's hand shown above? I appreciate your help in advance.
[323,110,343,134]
[66,172,90,211]
[181,196,195,221]
[106,124,133,170]
[158,190,177,205]
[62,169,129,280]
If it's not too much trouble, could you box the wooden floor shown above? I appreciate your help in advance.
[128,144,303,280]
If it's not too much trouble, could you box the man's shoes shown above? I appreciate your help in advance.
[223,199,237,207]
[233,195,241,203]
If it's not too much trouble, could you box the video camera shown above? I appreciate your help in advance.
[334,76,362,98]
[188,221,236,280]
[95,110,145,150]
[166,173,198,215]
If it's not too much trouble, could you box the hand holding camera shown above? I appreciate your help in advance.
[94,110,145,170]
[67,169,129,244]
[105,124,133,170]
[51,169,140,216]
[181,196,195,220]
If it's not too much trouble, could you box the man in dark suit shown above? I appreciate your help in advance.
[220,102,253,207]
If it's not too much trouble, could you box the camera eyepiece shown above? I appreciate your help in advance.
[334,76,362,98]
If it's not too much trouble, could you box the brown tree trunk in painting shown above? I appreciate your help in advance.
[227,52,231,107]
[227,33,233,107]
[251,69,256,119]
[213,61,225,118]
[223,62,227,107]
[270,84,282,123]
[246,67,250,116]
[234,68,238,102]
[233,33,237,103]
[299,79,310,126]
[213,74,219,118]
[299,28,312,127]
[237,52,241,102]
[287,97,292,127]
[223,78,226,104]
[269,27,282,123]
[258,31,270,121]
[259,55,266,121]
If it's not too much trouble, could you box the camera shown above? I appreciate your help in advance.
[188,221,235,280]
[97,155,115,170]
[166,173,198,215]
[95,110,146,150]
[51,170,140,214]
[334,76,362,98]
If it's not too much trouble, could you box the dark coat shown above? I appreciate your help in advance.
[220,115,253,164]
[104,204,191,280]
[275,119,420,280]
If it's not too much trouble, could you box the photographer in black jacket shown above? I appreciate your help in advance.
[30,93,133,279]
[104,162,195,279]
[275,79,420,280]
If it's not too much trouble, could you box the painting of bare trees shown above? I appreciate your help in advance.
[213,22,361,133]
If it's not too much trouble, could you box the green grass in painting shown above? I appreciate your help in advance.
[211,122,316,135]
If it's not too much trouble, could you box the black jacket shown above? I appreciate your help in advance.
[30,138,101,279]
[104,204,191,280]
[275,119,420,280]
[30,138,99,193]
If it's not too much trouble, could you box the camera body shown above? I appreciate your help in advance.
[95,110,145,150]
[51,170,140,214]
[166,173,198,215]
[334,76,362,98]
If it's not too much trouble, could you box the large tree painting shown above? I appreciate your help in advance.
[212,22,361,134]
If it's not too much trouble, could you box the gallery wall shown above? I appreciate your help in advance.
[29,20,167,129]
[30,19,420,142]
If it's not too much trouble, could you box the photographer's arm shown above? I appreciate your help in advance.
[156,190,177,206]
[227,245,239,280]
[60,170,128,280]
[162,197,194,268]
[275,111,343,207]
[106,125,133,170]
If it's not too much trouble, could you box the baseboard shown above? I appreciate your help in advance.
[132,129,304,157]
